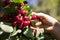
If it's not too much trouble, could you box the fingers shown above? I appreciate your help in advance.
[31,12,58,25]
[35,21,43,28]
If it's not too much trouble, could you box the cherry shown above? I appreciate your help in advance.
[16,16,20,19]
[31,15,38,20]
[20,2,24,7]
[23,16,29,21]
[23,21,30,26]
[16,10,20,15]
[33,29,37,35]
[20,9,26,16]
[12,21,17,25]
[18,23,24,29]
[18,17,23,22]
[16,16,23,22]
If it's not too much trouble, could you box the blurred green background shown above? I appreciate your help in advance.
[29,0,60,21]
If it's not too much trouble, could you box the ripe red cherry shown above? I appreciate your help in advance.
[16,16,23,22]
[33,29,37,35]
[12,21,17,25]
[18,23,24,29]
[23,16,29,21]
[16,10,20,15]
[16,16,19,19]
[20,2,24,7]
[23,21,30,26]
[31,15,38,20]
[20,9,26,16]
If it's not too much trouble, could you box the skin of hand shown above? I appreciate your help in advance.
[31,12,60,40]
[31,12,58,31]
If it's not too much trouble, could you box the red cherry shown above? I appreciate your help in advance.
[23,16,29,21]
[23,21,30,26]
[20,9,26,16]
[12,21,17,25]
[20,2,24,7]
[31,15,38,20]
[33,29,37,35]
[16,10,20,15]
[18,23,24,29]
[16,16,23,22]
[16,16,19,19]
[18,17,23,22]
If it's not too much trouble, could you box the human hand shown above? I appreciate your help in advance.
[31,12,59,31]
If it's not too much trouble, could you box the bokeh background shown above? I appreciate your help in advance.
[26,0,60,21]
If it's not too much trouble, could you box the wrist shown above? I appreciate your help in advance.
[51,22,60,40]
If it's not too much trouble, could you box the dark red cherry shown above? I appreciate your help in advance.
[33,29,37,35]
[12,21,17,25]
[23,16,29,21]
[18,23,24,29]
[16,10,20,15]
[20,2,24,7]
[20,9,26,16]
[31,15,38,20]
[23,21,30,26]
[16,16,23,22]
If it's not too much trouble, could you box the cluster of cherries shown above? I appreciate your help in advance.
[1,0,41,36]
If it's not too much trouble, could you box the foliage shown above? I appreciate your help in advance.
[0,0,44,40]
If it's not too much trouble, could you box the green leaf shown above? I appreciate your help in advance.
[36,28,44,37]
[11,29,21,36]
[12,0,24,3]
[23,27,34,38]
[38,36,44,40]
[30,20,39,27]
[4,4,17,14]
[22,5,31,16]
[0,22,13,33]
[19,36,28,40]
[0,24,13,33]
